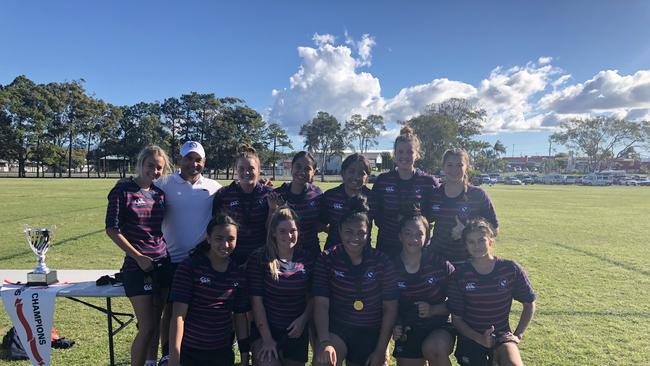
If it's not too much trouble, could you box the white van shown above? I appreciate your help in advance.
[581,173,612,186]
[542,174,565,184]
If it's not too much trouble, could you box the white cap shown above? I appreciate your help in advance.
[180,141,205,159]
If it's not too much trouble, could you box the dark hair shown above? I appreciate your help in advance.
[461,217,496,244]
[340,195,370,228]
[191,213,239,257]
[399,204,430,232]
[341,153,371,175]
[292,151,317,170]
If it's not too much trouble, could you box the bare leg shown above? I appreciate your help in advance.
[421,329,453,366]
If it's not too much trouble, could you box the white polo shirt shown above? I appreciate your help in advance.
[155,173,222,263]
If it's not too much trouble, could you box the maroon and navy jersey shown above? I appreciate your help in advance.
[170,255,250,350]
[212,182,272,265]
[447,258,535,334]
[371,169,440,257]
[105,179,167,271]
[395,249,455,328]
[319,184,374,250]
[273,183,323,257]
[312,245,398,329]
[247,248,314,329]
[429,184,499,262]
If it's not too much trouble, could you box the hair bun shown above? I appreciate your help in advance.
[399,126,414,136]
[239,144,257,154]
[347,195,369,214]
[399,202,421,217]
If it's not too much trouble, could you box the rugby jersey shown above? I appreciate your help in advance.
[319,184,374,250]
[273,182,323,257]
[394,249,455,328]
[312,245,398,329]
[170,255,250,350]
[429,184,499,262]
[447,258,535,333]
[247,248,314,329]
[371,169,440,257]
[105,178,167,271]
[212,181,273,265]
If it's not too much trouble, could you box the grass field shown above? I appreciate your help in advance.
[0,179,649,366]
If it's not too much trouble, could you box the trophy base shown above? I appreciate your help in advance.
[27,270,58,286]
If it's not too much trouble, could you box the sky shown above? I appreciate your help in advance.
[2,0,650,157]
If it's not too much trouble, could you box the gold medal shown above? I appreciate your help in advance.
[353,300,364,311]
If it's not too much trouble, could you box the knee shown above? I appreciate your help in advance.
[422,338,452,359]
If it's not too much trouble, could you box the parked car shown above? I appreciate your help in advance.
[564,175,581,185]
[506,177,523,185]
[635,177,650,186]
[522,177,534,184]
[623,178,639,186]
[582,173,613,186]
[542,174,566,184]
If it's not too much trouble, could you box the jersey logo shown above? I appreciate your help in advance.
[365,271,376,280]
[232,281,239,287]
[498,279,508,289]
[200,276,211,284]
[415,188,422,194]
[257,198,265,205]
[309,200,316,207]
[465,282,477,291]
[385,186,395,193]
[426,276,437,285]
[397,281,406,289]
[230,200,240,207]
[458,206,471,218]
[334,270,345,278]
[431,204,440,211]
[333,203,343,210]
[133,198,146,206]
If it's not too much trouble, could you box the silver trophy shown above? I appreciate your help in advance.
[24,225,58,286]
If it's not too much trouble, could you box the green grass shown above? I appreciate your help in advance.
[1,179,649,365]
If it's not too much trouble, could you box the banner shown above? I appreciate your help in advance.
[1,285,59,366]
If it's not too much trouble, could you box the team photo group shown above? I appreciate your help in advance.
[105,127,536,366]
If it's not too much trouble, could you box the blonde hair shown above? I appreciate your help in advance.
[394,126,422,161]
[265,206,299,281]
[236,144,260,168]
[442,148,471,187]
[135,145,173,178]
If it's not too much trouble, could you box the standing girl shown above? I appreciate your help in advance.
[168,214,250,366]
[105,145,173,366]
[313,196,398,366]
[430,149,498,263]
[392,209,455,366]
[447,218,536,366]
[320,153,374,251]
[212,144,274,265]
[371,127,439,257]
[267,151,323,259]
[247,206,314,366]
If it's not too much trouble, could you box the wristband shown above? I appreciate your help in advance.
[237,338,251,353]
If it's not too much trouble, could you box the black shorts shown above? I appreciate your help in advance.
[393,322,455,359]
[180,345,234,366]
[330,322,380,365]
[122,256,172,297]
[454,332,515,366]
[250,323,309,363]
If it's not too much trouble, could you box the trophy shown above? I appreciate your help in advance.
[24,225,58,286]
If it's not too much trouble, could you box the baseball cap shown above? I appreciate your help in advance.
[180,141,205,159]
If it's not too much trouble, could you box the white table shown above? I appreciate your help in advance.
[0,270,134,366]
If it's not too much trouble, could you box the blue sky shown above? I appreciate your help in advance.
[2,1,650,157]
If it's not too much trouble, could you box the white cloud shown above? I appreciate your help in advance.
[312,33,336,47]
[538,56,553,65]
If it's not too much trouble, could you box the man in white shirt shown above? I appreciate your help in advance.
[155,141,221,365]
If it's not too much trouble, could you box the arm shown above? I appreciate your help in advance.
[366,300,398,366]
[287,297,313,338]
[314,296,336,365]
[451,314,495,348]
[250,296,278,361]
[512,301,536,341]
[105,228,153,271]
[413,301,449,318]
[168,302,188,366]
[234,312,250,366]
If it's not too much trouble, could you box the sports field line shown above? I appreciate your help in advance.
[0,228,105,262]
[548,241,650,278]
[0,206,105,224]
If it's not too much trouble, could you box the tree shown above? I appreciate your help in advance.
[404,98,485,173]
[345,114,386,153]
[266,123,293,180]
[300,111,348,182]
[161,97,184,159]
[551,117,649,172]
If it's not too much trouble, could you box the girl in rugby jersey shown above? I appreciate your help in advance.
[430,149,498,263]
[392,208,455,366]
[247,206,314,366]
[371,127,440,257]
[212,144,274,266]
[168,214,250,366]
[105,145,173,366]
[448,218,536,366]
[267,151,323,259]
[313,196,398,366]
[320,153,374,251]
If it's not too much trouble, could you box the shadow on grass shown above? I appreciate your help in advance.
[535,310,650,318]
[0,206,105,224]
[549,242,650,278]
[0,229,105,262]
